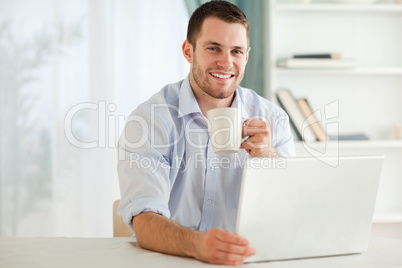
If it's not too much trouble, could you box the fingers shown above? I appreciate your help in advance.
[214,228,249,246]
[244,118,269,128]
[242,134,271,149]
[241,119,272,150]
[241,119,279,157]
[242,119,270,138]
[211,229,253,256]
[241,143,279,157]
[213,237,252,256]
[213,247,256,265]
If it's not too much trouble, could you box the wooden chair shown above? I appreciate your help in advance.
[113,200,134,237]
[371,222,402,240]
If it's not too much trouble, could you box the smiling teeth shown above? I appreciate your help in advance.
[211,73,231,79]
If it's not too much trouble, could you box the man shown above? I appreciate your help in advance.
[118,1,295,265]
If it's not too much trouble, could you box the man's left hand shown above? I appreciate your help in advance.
[240,119,278,158]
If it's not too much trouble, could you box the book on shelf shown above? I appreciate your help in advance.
[277,58,357,69]
[277,90,370,142]
[328,134,369,141]
[296,98,329,142]
[276,90,317,142]
[293,53,341,59]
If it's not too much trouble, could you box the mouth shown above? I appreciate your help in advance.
[209,72,235,80]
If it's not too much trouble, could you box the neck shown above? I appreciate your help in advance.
[189,76,235,117]
[197,93,234,117]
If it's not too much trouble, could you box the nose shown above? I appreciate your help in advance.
[216,51,233,70]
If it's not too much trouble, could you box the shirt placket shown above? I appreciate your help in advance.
[199,139,216,232]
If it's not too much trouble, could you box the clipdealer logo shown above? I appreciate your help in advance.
[64,102,186,151]
[63,100,341,167]
[64,101,125,149]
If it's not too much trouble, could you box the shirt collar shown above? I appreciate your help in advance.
[178,74,250,119]
[231,87,250,119]
[178,75,202,118]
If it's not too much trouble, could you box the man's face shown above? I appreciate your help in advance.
[188,17,249,100]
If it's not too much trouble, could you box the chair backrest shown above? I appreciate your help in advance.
[113,200,134,237]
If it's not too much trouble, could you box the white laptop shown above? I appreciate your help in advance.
[235,155,384,263]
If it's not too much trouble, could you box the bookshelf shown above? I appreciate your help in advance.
[264,0,402,223]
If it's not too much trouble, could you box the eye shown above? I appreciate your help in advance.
[233,50,243,55]
[208,47,217,52]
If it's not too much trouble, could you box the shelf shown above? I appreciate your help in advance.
[294,140,402,149]
[275,67,402,76]
[275,3,402,12]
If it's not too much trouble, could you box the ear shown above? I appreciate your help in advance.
[245,46,251,64]
[182,40,193,64]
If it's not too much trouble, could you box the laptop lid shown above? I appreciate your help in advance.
[235,155,384,262]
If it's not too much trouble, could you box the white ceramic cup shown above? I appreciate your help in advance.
[207,107,248,154]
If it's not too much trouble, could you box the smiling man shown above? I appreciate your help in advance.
[118,1,295,266]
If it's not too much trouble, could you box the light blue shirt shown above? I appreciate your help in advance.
[117,76,295,233]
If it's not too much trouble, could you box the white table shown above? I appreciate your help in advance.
[1,236,402,268]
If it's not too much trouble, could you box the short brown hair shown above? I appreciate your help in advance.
[187,0,249,48]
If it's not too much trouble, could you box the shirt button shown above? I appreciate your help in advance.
[207,199,212,205]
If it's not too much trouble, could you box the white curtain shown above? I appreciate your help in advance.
[0,0,189,237]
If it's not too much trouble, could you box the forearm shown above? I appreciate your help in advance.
[132,212,201,258]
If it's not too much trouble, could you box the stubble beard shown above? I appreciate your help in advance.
[191,55,244,100]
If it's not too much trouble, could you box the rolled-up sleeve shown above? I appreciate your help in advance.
[117,107,172,230]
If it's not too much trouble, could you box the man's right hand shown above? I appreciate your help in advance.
[191,228,256,266]
[133,213,256,266]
